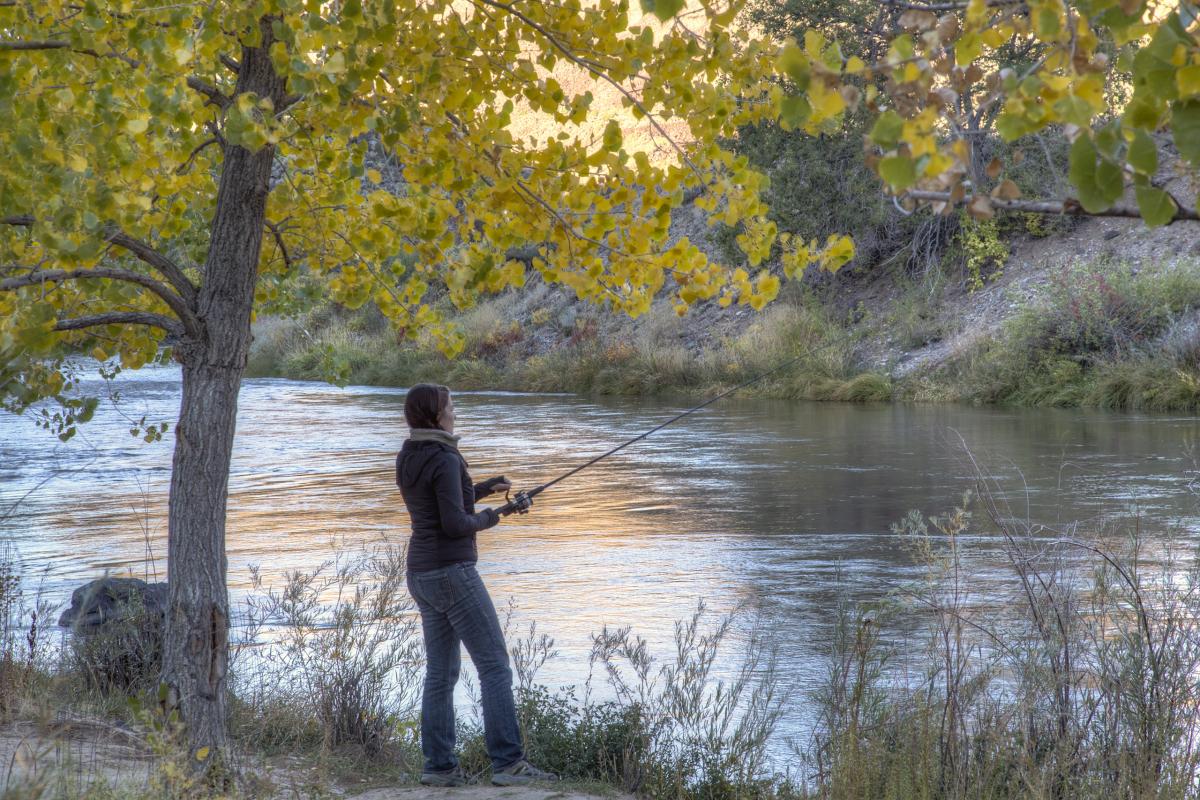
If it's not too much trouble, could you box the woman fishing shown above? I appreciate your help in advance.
[396,383,557,787]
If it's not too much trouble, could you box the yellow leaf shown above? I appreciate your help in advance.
[68,153,88,173]
[955,33,981,64]
[1177,65,1200,98]
[367,169,382,183]
[1074,75,1105,112]
[966,0,988,26]
[804,30,827,58]
[195,747,210,761]
[981,27,1007,48]
[125,117,149,134]
[845,56,866,75]
[923,152,954,176]
[323,52,346,75]
[819,236,855,272]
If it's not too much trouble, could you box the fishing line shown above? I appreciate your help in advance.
[496,333,847,515]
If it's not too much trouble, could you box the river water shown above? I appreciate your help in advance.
[2,364,1199,763]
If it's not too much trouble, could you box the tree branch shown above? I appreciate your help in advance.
[186,76,232,109]
[263,220,293,272]
[0,267,199,335]
[176,137,220,175]
[1,215,199,301]
[99,228,198,303]
[905,190,1200,224]
[55,312,182,336]
[880,0,1025,9]
[0,40,70,51]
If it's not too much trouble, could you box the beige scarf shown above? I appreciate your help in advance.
[408,428,461,449]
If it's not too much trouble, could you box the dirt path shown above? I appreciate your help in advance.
[0,720,153,792]
[1,722,626,800]
[351,787,627,800]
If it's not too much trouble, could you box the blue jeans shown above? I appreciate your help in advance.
[406,562,524,772]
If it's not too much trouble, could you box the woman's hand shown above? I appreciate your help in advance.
[491,478,513,494]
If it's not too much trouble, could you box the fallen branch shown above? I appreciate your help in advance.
[904,189,1200,224]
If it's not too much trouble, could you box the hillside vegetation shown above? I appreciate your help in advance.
[249,172,1200,412]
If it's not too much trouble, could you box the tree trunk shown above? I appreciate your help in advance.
[162,20,287,762]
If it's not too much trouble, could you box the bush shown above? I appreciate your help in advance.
[63,599,162,695]
[237,546,424,762]
[0,552,53,720]
[950,259,1200,410]
[452,602,784,798]
[800,486,1200,800]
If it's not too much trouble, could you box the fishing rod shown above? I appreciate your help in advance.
[494,333,845,516]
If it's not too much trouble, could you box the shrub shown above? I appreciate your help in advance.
[955,213,1009,292]
[950,259,1200,410]
[63,597,163,695]
[238,546,424,762]
[801,484,1200,800]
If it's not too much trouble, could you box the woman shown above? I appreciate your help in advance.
[397,383,556,786]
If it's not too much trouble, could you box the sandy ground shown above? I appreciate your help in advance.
[0,719,154,793]
[351,787,626,800]
[0,721,627,800]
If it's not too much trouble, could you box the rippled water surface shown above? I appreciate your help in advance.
[3,365,1199,757]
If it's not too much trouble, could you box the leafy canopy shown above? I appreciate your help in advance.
[0,0,858,438]
[7,0,1193,442]
[768,0,1200,223]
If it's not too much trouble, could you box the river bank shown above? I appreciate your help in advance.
[7,495,1200,800]
[247,213,1200,412]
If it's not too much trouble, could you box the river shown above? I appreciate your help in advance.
[2,364,1199,763]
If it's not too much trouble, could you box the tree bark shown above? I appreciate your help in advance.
[161,19,287,762]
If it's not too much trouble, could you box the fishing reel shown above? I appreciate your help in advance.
[497,490,534,517]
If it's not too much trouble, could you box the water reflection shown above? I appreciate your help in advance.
[2,365,1199,758]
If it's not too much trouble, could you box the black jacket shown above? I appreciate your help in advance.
[396,439,503,571]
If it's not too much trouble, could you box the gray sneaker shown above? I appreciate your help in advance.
[492,759,559,786]
[420,765,469,787]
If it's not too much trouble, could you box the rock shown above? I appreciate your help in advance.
[58,577,168,630]
[59,578,166,693]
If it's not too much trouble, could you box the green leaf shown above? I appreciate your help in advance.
[1054,95,1094,127]
[777,43,811,90]
[602,119,623,152]
[779,95,811,131]
[1069,135,1124,213]
[1135,184,1177,227]
[644,0,684,20]
[995,112,1030,141]
[1124,95,1166,130]
[1172,100,1200,167]
[878,155,917,191]
[869,110,904,149]
[1095,158,1124,204]
[1035,6,1061,37]
[1094,122,1122,159]
[1127,129,1158,175]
